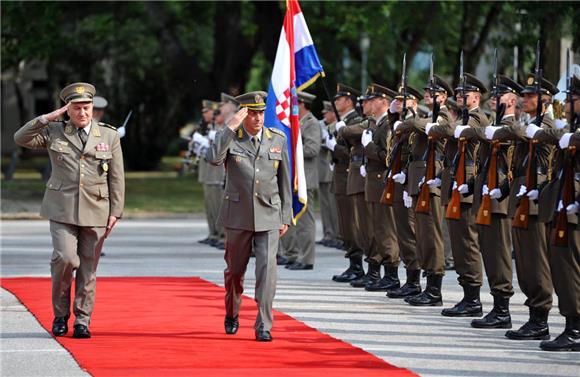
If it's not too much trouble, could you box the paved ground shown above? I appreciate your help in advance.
[1,219,579,377]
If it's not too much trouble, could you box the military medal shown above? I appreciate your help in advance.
[101,160,109,172]
[65,124,74,135]
[274,161,279,169]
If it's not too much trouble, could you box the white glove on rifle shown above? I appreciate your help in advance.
[454,125,470,139]
[485,126,501,140]
[117,126,126,139]
[527,189,539,201]
[559,132,573,149]
[418,176,425,188]
[208,130,217,142]
[393,120,403,131]
[359,165,367,177]
[567,201,579,214]
[453,181,468,194]
[393,172,406,184]
[425,122,438,136]
[526,123,541,139]
[335,120,346,132]
[427,178,441,188]
[516,184,527,197]
[361,130,373,147]
[489,188,502,199]
[403,190,412,208]
[329,162,335,172]
[325,136,337,151]
[389,100,398,114]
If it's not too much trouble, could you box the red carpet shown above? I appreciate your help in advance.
[1,277,416,377]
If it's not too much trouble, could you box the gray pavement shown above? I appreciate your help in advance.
[1,219,579,377]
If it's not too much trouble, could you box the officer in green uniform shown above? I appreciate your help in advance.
[14,82,125,339]
[207,91,292,342]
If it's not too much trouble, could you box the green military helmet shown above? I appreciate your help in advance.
[235,91,267,111]
[297,91,316,104]
[521,74,559,96]
[59,82,96,103]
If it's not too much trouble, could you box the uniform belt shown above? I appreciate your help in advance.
[464,160,475,167]
[351,155,364,163]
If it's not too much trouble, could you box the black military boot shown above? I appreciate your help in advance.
[540,316,580,352]
[366,265,400,291]
[471,296,512,329]
[441,286,483,317]
[332,256,364,283]
[351,261,380,288]
[505,307,550,340]
[406,274,443,306]
[387,269,421,298]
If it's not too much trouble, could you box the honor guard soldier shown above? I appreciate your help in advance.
[284,91,321,270]
[443,73,489,316]
[317,101,340,248]
[360,84,402,291]
[207,91,292,341]
[526,73,580,351]
[394,81,447,306]
[325,84,365,283]
[14,82,125,339]
[493,73,558,341]
[469,75,522,329]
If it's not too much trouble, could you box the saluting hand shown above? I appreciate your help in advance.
[43,104,70,122]
[227,107,248,131]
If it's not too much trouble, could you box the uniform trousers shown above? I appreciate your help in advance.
[548,222,580,316]
[204,183,224,242]
[447,203,483,287]
[412,195,444,275]
[368,202,400,266]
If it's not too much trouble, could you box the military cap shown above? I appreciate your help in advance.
[395,84,423,101]
[322,100,333,113]
[335,83,360,100]
[59,82,96,103]
[220,92,238,105]
[493,75,524,96]
[521,74,559,96]
[365,83,397,100]
[297,91,316,104]
[424,74,454,96]
[455,73,488,94]
[93,96,108,109]
[568,74,580,96]
[235,91,267,111]
[446,98,460,113]
[202,100,220,112]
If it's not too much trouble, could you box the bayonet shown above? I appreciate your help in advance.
[430,53,439,123]
[460,50,469,125]
[121,110,133,129]
[534,40,543,127]
[402,52,408,119]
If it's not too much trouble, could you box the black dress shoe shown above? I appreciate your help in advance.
[224,316,239,335]
[286,262,313,270]
[72,324,91,339]
[276,255,294,266]
[52,315,69,337]
[255,329,272,342]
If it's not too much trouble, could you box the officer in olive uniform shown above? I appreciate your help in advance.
[467,76,521,329]
[14,82,125,339]
[318,101,340,248]
[326,84,365,283]
[361,84,401,291]
[524,75,579,350]
[442,73,489,316]
[207,91,292,342]
[492,75,558,341]
[285,91,321,270]
[394,82,446,306]
[198,100,219,245]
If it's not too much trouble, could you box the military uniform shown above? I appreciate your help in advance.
[14,82,125,338]
[206,92,292,339]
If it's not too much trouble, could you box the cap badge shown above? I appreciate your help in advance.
[75,86,85,94]
[527,77,534,86]
[255,95,263,103]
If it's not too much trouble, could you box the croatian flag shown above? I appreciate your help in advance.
[265,0,324,224]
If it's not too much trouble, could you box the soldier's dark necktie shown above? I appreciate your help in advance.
[252,137,259,148]
[78,128,88,147]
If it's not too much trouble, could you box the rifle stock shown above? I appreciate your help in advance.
[416,137,436,213]
[476,141,499,225]
[513,140,537,229]
[552,147,576,246]
[446,139,466,219]
[381,141,402,206]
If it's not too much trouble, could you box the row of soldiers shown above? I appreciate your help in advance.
[313,67,579,352]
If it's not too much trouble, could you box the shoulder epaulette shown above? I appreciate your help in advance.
[268,127,286,137]
[98,122,117,130]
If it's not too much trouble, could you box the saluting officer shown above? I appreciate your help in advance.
[361,84,401,291]
[443,73,489,316]
[14,82,125,339]
[494,75,558,341]
[325,84,365,283]
[207,91,292,342]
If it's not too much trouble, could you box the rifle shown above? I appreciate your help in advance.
[476,49,505,225]
[513,41,543,229]
[446,50,467,220]
[381,53,407,206]
[416,53,438,214]
[551,48,577,246]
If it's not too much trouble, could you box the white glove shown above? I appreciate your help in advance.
[567,201,579,214]
[192,131,209,145]
[325,136,337,151]
[418,176,425,188]
[558,200,564,211]
[389,99,397,114]
[427,178,441,188]
[335,120,346,132]
[425,122,438,135]
[485,126,501,140]
[403,191,412,208]
[329,162,335,172]
[453,181,468,194]
[393,120,403,131]
[516,185,527,197]
[208,129,217,142]
[393,172,406,184]
[454,125,469,139]
[359,165,367,177]
[526,123,541,139]
[117,126,126,138]
[320,123,329,140]
[490,188,502,199]
[361,130,373,147]
[526,189,539,201]
[559,132,573,149]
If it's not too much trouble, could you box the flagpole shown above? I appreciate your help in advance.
[320,77,341,121]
